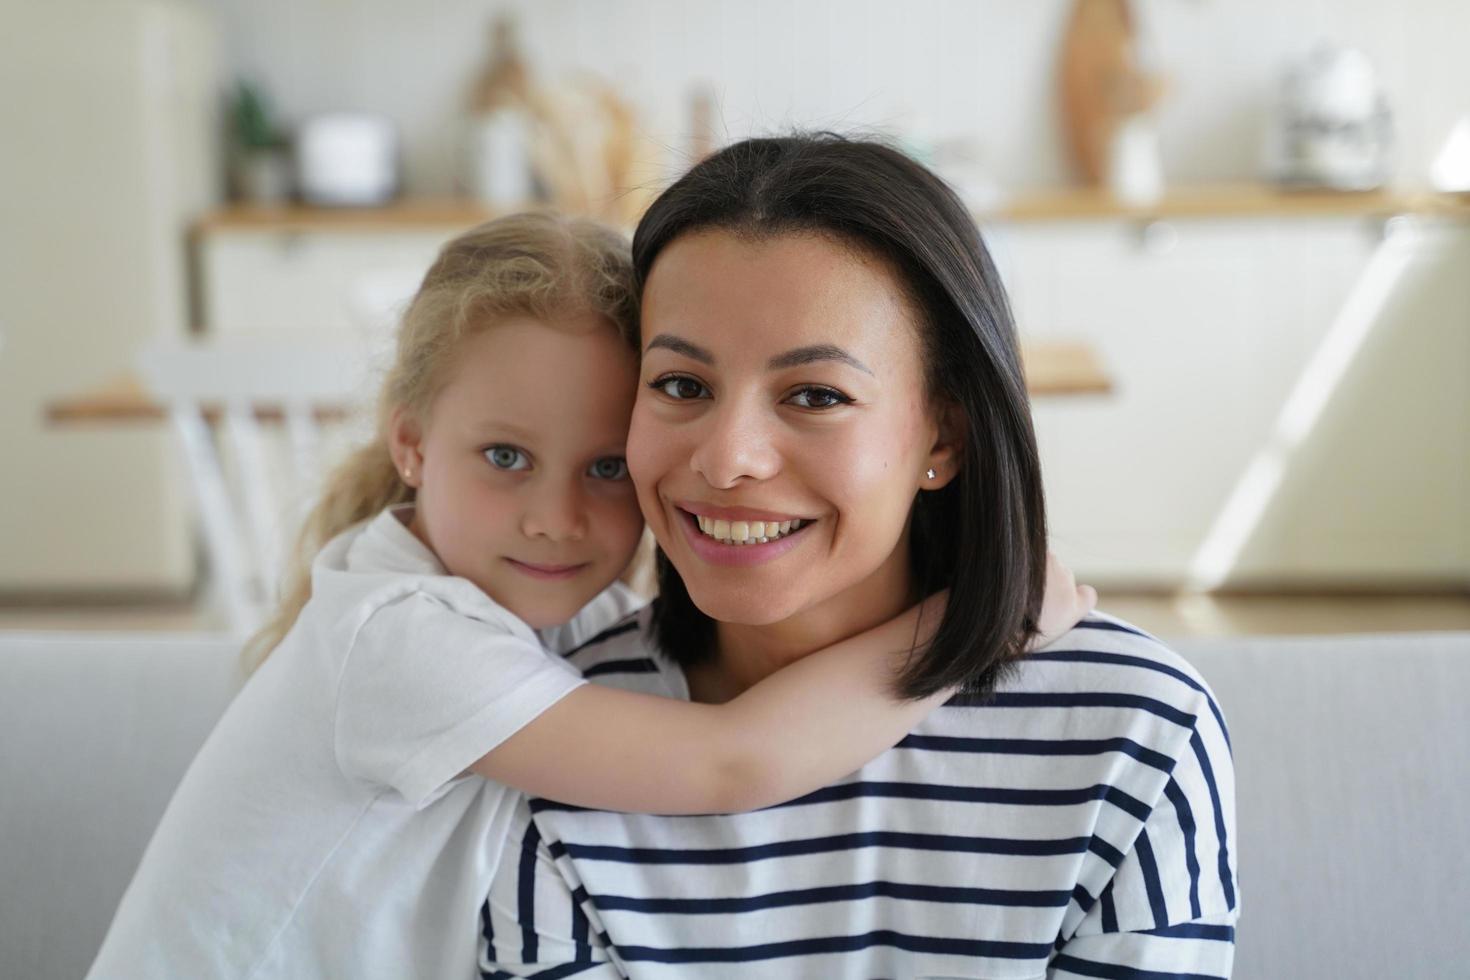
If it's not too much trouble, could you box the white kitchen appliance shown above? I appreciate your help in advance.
[295,113,400,206]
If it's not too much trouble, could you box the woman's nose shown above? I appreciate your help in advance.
[520,479,587,542]
[688,399,781,489]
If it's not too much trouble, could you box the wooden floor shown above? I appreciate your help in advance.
[2,593,1468,640]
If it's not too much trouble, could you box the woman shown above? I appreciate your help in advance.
[479,133,1239,978]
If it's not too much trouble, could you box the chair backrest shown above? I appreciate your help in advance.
[136,338,373,634]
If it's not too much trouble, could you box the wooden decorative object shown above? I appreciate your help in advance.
[1058,0,1164,185]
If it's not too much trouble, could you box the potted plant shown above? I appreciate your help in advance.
[230,81,291,204]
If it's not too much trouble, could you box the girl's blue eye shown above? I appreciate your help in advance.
[650,374,709,400]
[485,445,530,471]
[587,457,629,481]
[786,386,852,409]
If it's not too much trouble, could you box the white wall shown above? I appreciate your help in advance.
[204,0,1470,197]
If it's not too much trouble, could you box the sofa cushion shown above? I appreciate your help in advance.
[1176,631,1470,980]
[0,632,243,980]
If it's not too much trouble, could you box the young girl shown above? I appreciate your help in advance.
[87,213,1093,979]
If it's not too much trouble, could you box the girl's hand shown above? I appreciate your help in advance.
[1030,550,1098,650]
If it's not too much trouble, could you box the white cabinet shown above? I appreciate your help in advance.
[199,229,453,336]
[991,215,1470,588]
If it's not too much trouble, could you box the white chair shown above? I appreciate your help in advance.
[136,338,373,635]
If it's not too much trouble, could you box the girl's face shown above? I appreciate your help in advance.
[391,314,644,629]
[629,230,959,630]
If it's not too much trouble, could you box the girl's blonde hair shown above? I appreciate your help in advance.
[242,211,638,670]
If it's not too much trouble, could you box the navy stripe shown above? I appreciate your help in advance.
[1049,954,1227,980]
[533,775,1152,820]
[569,887,613,951]
[1135,828,1169,929]
[1099,878,1119,932]
[1074,619,1155,640]
[480,897,495,962]
[1141,921,1236,942]
[1071,881,1098,916]
[1164,776,1203,919]
[548,829,1092,865]
[563,619,640,660]
[896,733,1176,772]
[617,929,1053,964]
[946,691,1198,729]
[1031,648,1233,756]
[517,821,542,963]
[582,657,660,679]
[569,890,590,961]
[1088,835,1126,869]
[1191,728,1236,910]
[588,879,1072,914]
[482,964,607,980]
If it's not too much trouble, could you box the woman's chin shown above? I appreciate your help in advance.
[681,577,801,627]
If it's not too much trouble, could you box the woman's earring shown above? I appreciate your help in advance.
[926,468,937,480]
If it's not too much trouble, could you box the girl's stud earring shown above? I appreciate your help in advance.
[926,468,936,480]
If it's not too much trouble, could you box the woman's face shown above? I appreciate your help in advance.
[628,230,958,629]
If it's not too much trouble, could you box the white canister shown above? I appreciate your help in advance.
[467,108,534,208]
[295,113,400,207]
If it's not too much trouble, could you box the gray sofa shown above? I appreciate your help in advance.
[2,628,1467,979]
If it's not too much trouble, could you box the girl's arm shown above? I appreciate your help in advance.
[471,552,1096,815]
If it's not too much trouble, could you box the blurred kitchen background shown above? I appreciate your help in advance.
[3,0,1468,640]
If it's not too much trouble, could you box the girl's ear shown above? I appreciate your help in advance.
[923,398,966,491]
[387,406,425,488]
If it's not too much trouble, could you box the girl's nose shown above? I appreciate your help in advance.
[688,399,781,489]
[521,479,587,542]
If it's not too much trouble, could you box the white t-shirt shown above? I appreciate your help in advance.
[87,506,643,980]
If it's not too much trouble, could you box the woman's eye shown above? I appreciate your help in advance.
[484,445,531,471]
[587,457,629,481]
[650,374,710,400]
[786,386,852,409]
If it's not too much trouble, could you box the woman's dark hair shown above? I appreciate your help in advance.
[633,132,1047,700]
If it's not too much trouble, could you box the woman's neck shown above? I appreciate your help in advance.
[684,540,916,703]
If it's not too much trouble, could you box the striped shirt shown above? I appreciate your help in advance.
[480,608,1239,979]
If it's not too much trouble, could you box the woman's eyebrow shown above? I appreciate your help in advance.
[645,333,714,364]
[645,334,872,376]
[768,344,873,376]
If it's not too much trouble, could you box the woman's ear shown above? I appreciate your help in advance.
[387,406,425,488]
[923,398,966,490]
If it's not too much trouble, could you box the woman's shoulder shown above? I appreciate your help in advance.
[971,611,1232,757]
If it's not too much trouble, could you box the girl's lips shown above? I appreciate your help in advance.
[503,558,588,581]
[673,507,813,567]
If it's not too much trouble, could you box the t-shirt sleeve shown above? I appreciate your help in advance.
[479,804,621,977]
[1049,690,1240,979]
[334,590,586,808]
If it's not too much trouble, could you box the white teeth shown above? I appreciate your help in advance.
[693,513,808,545]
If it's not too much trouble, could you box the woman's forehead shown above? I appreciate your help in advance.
[641,229,919,356]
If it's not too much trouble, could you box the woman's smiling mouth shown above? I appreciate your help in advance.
[674,505,816,566]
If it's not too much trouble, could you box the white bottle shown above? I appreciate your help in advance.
[1108,113,1164,207]
[468,108,533,207]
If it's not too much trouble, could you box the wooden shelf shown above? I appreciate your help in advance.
[987,184,1470,223]
[193,185,1470,235]
[43,342,1112,427]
